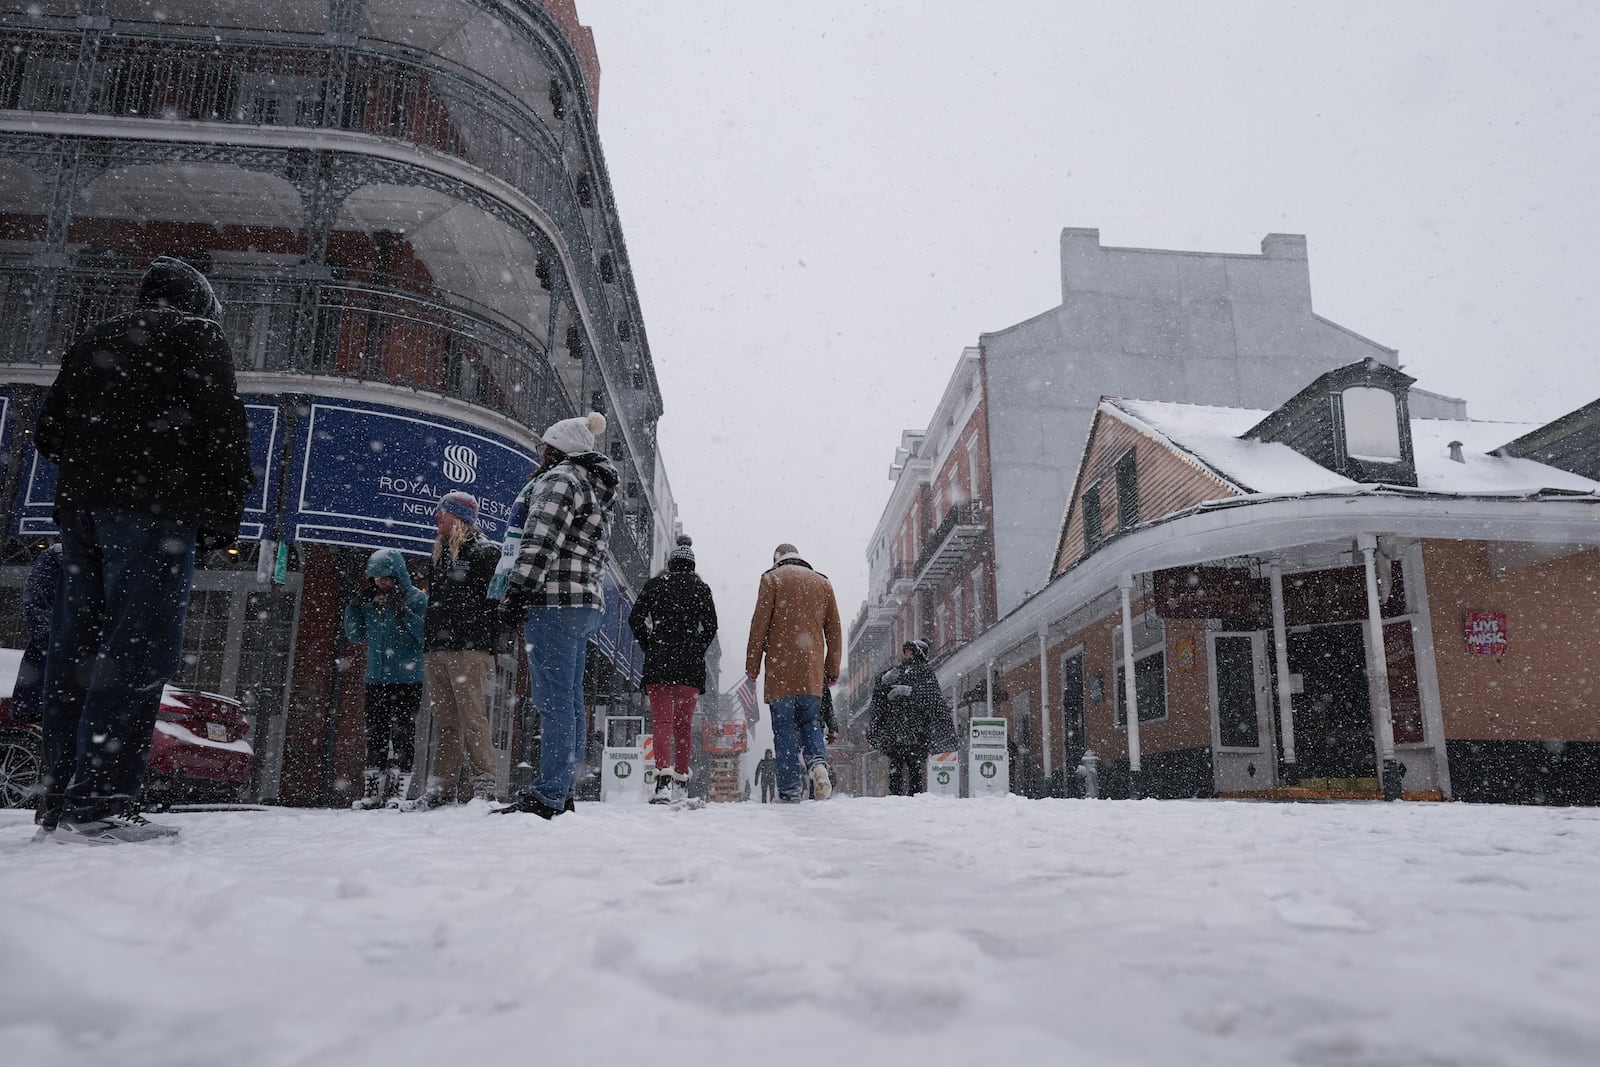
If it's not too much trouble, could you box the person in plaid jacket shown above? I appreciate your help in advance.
[495,411,619,819]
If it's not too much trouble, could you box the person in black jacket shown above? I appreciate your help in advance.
[628,535,718,804]
[868,638,949,796]
[33,256,253,843]
[753,749,777,803]
[413,491,503,808]
[11,543,62,727]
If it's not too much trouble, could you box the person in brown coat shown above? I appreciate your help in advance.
[744,543,842,801]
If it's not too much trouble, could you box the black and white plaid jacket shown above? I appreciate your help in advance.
[507,451,620,608]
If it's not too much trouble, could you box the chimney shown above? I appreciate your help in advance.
[1448,441,1465,464]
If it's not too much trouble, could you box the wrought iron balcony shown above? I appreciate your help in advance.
[0,256,654,587]
[0,23,655,441]
[847,600,895,654]
[882,560,917,606]
[914,501,987,588]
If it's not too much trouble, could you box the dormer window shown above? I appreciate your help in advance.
[1244,359,1418,487]
[1341,386,1402,462]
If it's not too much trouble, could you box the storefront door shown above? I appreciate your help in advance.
[1208,632,1275,791]
[1287,622,1376,784]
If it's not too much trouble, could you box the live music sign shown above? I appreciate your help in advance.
[1465,612,1509,655]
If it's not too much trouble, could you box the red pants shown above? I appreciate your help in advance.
[647,683,697,776]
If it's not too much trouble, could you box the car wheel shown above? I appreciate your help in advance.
[0,733,43,809]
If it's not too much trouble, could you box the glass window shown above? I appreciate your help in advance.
[1384,620,1425,744]
[1112,620,1167,727]
[173,590,233,694]
[1341,387,1402,461]
[1115,652,1167,727]
[1214,635,1260,747]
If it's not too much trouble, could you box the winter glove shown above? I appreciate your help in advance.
[498,581,534,630]
[889,684,913,702]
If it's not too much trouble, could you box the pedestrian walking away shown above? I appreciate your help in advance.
[494,412,617,819]
[409,490,502,809]
[342,548,427,808]
[753,748,777,803]
[33,256,253,844]
[629,534,718,805]
[744,543,842,802]
[868,638,952,796]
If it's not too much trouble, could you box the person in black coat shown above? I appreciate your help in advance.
[628,535,718,803]
[33,256,253,842]
[753,748,777,803]
[413,491,504,808]
[10,543,62,727]
[868,638,950,796]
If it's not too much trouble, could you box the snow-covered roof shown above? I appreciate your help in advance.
[1109,399,1600,499]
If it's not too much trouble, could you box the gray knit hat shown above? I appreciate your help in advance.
[668,534,695,568]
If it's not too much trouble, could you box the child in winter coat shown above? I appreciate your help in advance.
[341,548,427,807]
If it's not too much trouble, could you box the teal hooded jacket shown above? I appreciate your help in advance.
[341,548,427,685]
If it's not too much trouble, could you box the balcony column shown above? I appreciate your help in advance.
[24,143,90,363]
[1037,625,1052,780]
[1268,563,1299,785]
[322,0,365,121]
[291,155,342,372]
[1118,574,1143,799]
[1358,534,1402,800]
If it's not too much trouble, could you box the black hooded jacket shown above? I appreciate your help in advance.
[868,651,950,756]
[37,257,253,549]
[628,559,719,692]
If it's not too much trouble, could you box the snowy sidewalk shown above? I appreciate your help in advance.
[3,797,1599,1066]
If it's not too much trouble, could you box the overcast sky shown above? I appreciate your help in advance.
[577,0,1600,692]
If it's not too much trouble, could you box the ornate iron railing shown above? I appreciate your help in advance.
[914,501,987,577]
[0,24,656,465]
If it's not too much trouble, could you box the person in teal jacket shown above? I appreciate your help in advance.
[341,548,427,807]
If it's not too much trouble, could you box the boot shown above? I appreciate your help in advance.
[352,767,385,810]
[670,770,690,803]
[650,772,674,805]
[809,762,833,801]
[470,772,498,803]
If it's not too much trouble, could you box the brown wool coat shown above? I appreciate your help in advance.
[744,560,843,703]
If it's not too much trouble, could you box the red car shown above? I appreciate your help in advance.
[0,649,256,809]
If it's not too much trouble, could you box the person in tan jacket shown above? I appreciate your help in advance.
[744,543,842,801]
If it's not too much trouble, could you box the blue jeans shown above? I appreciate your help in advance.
[770,694,828,801]
[42,507,196,822]
[523,606,601,808]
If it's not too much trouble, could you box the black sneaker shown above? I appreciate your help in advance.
[34,800,61,832]
[492,792,565,820]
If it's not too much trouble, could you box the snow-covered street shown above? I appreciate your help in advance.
[3,797,1599,1066]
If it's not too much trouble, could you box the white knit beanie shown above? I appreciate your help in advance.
[542,411,607,455]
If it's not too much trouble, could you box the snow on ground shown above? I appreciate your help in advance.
[3,797,1599,1067]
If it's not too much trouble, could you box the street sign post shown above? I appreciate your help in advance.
[601,716,645,804]
[968,717,1009,798]
[926,750,961,797]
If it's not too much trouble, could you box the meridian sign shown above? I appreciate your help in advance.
[967,716,1010,798]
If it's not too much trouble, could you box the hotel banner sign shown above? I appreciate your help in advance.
[10,396,282,540]
[289,399,536,553]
